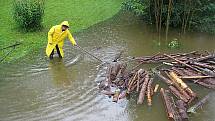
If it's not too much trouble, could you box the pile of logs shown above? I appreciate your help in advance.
[136,51,215,89]
[155,70,197,104]
[99,62,156,106]
[98,51,214,121]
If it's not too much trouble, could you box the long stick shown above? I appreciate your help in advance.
[0,42,22,51]
[131,52,161,71]
[76,45,103,63]
[0,47,16,63]
[179,75,214,79]
[163,53,203,74]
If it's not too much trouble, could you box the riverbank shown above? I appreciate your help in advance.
[0,0,123,63]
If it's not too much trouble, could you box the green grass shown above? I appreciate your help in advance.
[0,0,123,63]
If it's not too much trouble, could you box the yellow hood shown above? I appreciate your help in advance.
[60,21,70,27]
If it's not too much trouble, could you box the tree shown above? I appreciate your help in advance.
[123,0,215,34]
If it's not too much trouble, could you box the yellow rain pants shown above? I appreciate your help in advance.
[46,21,77,57]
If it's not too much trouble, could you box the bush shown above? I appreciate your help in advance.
[13,0,44,31]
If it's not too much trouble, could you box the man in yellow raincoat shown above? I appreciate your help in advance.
[46,21,77,59]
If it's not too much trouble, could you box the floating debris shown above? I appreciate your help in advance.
[98,51,215,121]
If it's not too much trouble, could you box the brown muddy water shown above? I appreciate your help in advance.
[0,11,215,121]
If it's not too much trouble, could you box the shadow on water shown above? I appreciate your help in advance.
[0,11,215,121]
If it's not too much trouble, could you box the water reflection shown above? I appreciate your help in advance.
[48,58,71,87]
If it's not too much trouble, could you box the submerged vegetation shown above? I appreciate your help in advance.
[168,38,180,49]
[123,0,215,34]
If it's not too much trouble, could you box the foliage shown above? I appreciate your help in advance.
[190,1,215,33]
[123,0,215,34]
[123,0,147,16]
[13,0,45,31]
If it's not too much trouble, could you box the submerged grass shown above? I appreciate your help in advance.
[0,0,123,63]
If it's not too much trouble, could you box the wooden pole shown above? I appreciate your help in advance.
[76,45,103,63]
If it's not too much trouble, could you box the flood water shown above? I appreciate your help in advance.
[0,11,215,121]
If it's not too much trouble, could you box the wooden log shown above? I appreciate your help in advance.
[179,75,214,79]
[112,89,120,102]
[165,71,191,101]
[169,71,197,98]
[194,81,215,89]
[122,71,135,88]
[115,63,127,80]
[128,72,138,92]
[196,54,215,62]
[182,68,200,76]
[200,78,215,85]
[206,60,215,65]
[130,77,145,92]
[154,84,159,93]
[132,53,161,70]
[137,74,150,104]
[169,86,189,103]
[128,69,145,88]
[127,71,145,90]
[147,78,153,106]
[187,93,211,113]
[171,67,187,76]
[170,97,183,121]
[119,90,127,99]
[136,51,198,63]
[119,64,129,79]
[193,66,215,76]
[136,75,140,92]
[176,100,189,121]
[153,70,173,85]
[160,88,174,120]
[151,87,154,96]
[136,69,145,92]
[112,50,124,62]
[164,53,204,75]
[107,62,122,83]
[190,61,215,70]
[101,90,115,96]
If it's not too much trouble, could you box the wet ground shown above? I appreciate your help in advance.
[0,11,215,121]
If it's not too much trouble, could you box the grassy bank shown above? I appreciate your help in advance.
[0,0,123,63]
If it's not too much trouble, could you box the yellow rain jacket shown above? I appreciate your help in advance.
[46,21,77,57]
